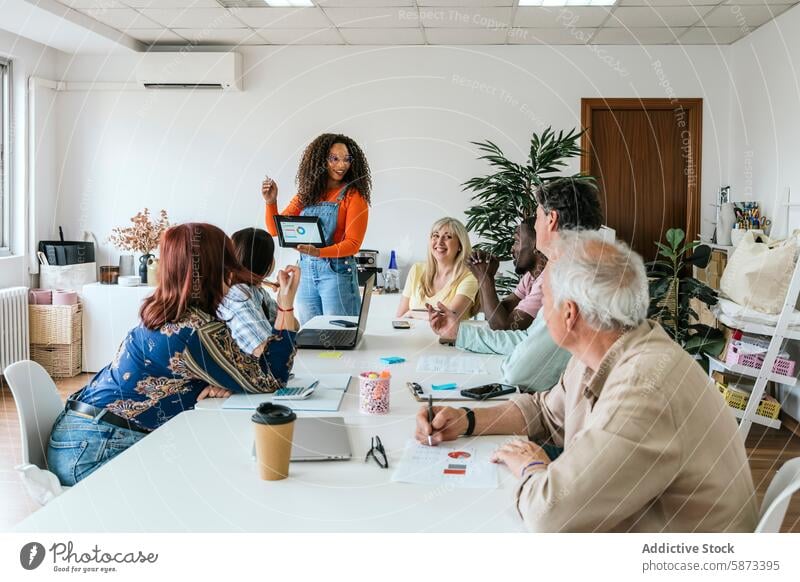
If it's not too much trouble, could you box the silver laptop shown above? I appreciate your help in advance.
[291,417,352,461]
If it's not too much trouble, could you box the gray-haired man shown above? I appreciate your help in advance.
[417,231,757,533]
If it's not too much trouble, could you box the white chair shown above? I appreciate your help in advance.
[3,360,67,505]
[755,457,800,532]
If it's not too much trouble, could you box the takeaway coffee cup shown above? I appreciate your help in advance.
[252,403,296,481]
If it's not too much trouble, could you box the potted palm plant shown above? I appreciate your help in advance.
[647,228,725,364]
[462,127,593,293]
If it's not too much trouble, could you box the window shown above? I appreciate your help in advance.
[0,58,10,256]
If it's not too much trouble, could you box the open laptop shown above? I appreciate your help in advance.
[295,273,375,350]
[291,417,352,461]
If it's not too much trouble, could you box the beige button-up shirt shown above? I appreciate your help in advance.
[511,320,758,532]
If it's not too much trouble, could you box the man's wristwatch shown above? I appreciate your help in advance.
[460,407,475,436]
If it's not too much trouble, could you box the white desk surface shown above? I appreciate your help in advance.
[16,295,526,532]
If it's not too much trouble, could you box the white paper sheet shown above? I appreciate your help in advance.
[416,355,489,375]
[391,439,498,489]
[287,373,352,391]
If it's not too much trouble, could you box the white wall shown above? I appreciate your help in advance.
[52,44,733,276]
[0,29,60,288]
[729,4,800,239]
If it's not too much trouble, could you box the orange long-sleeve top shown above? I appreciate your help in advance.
[265,186,369,259]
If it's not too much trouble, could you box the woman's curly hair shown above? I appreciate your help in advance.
[295,133,372,207]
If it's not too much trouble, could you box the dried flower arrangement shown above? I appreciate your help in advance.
[108,208,170,255]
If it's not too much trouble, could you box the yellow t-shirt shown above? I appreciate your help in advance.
[401,262,479,318]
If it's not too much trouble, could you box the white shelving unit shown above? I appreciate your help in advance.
[711,256,800,439]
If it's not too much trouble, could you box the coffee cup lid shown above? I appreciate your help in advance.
[252,402,296,425]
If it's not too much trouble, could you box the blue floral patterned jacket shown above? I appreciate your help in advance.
[75,308,296,430]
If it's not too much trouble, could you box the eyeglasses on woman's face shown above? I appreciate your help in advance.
[327,154,353,165]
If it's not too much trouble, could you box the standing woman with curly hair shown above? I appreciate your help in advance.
[263,134,372,324]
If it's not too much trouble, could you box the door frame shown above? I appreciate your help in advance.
[580,98,703,247]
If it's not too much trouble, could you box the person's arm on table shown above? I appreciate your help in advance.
[414,401,528,445]
[499,314,571,391]
[499,391,681,532]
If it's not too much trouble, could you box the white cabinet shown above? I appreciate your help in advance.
[81,283,154,372]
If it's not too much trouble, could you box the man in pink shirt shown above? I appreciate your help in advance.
[467,217,546,332]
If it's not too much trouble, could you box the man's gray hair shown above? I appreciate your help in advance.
[549,230,649,331]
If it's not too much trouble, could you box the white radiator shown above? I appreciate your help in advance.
[0,287,29,371]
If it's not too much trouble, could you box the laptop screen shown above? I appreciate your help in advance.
[355,273,375,342]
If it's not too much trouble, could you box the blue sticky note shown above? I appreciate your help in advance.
[380,356,406,365]
[431,382,457,391]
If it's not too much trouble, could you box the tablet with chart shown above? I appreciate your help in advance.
[274,215,325,248]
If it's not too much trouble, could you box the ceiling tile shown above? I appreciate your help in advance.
[232,7,331,28]
[509,27,596,44]
[83,7,160,29]
[324,7,420,27]
[592,26,687,42]
[425,28,509,44]
[56,0,126,7]
[257,27,344,44]
[340,27,424,44]
[140,8,245,29]
[513,7,611,27]
[618,0,723,5]
[417,0,514,5]
[608,6,714,27]
[317,0,414,5]
[419,7,513,28]
[126,29,188,43]
[122,0,220,7]
[179,28,265,45]
[722,0,797,4]
[701,4,792,27]
[677,26,749,42]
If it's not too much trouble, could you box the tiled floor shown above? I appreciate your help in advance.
[1,373,799,532]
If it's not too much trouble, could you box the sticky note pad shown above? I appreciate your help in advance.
[431,382,457,391]
[380,356,406,365]
[319,352,343,359]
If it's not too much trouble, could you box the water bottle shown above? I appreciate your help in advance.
[385,250,400,293]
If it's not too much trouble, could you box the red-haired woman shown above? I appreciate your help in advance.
[47,223,299,486]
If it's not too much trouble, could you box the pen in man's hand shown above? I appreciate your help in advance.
[427,395,434,446]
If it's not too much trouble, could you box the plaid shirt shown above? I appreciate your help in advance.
[217,284,276,355]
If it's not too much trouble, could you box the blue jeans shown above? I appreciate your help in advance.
[47,410,146,486]
[297,256,361,325]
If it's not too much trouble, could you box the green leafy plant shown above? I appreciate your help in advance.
[462,127,593,293]
[647,228,725,361]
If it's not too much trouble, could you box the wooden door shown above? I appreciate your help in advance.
[581,98,702,263]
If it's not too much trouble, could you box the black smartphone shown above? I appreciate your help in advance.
[392,320,411,329]
[330,319,358,328]
[460,383,517,400]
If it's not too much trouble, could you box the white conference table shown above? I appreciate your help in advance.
[16,295,527,532]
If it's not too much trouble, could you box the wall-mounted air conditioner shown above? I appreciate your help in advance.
[135,52,242,91]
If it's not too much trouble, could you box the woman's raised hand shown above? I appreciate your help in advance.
[276,265,300,308]
[262,176,278,204]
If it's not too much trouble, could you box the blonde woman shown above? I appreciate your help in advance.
[396,217,479,321]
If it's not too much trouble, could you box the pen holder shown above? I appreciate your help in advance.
[359,372,390,415]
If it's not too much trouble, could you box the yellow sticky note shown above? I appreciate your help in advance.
[319,351,343,359]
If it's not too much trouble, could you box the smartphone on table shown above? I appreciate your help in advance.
[392,320,411,329]
[330,319,358,328]
[460,383,517,400]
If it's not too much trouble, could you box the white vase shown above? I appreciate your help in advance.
[718,203,735,245]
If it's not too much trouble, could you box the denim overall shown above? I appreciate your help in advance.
[296,187,361,324]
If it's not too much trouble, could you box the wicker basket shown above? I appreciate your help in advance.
[29,303,82,345]
[30,339,82,378]
[717,383,781,420]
